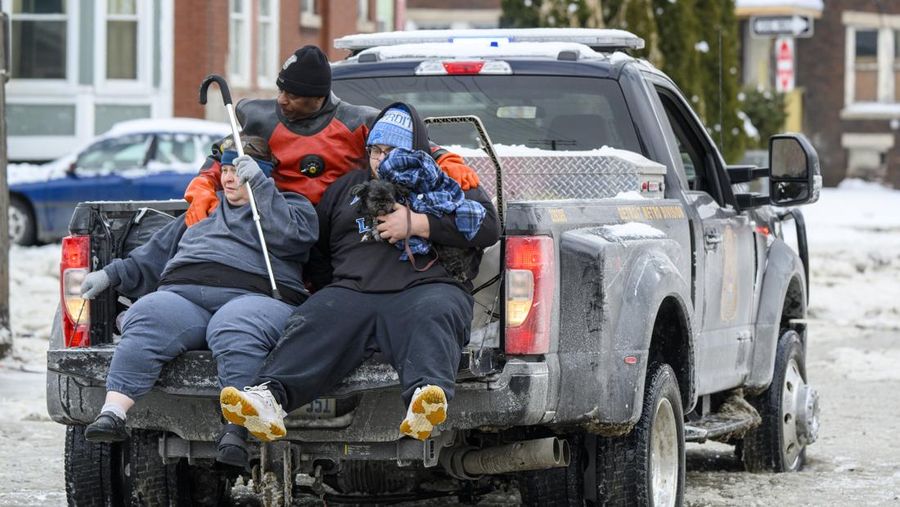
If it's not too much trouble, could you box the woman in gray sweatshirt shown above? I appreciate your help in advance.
[77,135,318,470]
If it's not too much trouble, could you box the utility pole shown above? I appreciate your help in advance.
[0,7,11,359]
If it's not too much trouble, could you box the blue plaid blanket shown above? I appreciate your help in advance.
[377,148,486,259]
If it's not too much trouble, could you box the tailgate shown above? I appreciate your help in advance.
[47,346,498,398]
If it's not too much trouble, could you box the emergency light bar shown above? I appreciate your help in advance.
[335,28,645,53]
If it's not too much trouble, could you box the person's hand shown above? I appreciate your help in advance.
[81,271,110,300]
[184,177,219,226]
[376,203,430,243]
[235,155,262,184]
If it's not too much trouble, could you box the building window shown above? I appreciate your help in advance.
[107,0,138,80]
[301,0,321,29]
[229,0,251,85]
[257,0,279,87]
[10,0,68,79]
[844,12,900,110]
[853,30,878,102]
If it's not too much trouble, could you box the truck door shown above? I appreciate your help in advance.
[654,88,757,394]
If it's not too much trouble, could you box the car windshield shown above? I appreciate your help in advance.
[153,133,198,165]
[77,134,152,171]
[333,75,641,152]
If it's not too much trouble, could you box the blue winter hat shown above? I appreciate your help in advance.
[367,107,414,150]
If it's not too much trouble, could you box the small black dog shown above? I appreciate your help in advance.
[350,180,473,282]
[350,179,408,242]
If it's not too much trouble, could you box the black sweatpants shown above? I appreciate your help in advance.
[256,283,473,411]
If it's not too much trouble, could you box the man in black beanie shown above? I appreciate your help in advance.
[183,45,480,226]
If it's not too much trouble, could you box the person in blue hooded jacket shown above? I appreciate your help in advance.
[218,103,500,444]
[77,135,318,470]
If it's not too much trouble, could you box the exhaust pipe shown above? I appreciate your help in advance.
[441,437,570,479]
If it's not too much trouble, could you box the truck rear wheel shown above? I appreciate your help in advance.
[65,425,114,507]
[594,362,684,506]
[518,363,685,506]
[116,429,183,506]
[741,330,819,472]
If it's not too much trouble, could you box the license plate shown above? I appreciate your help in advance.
[298,398,335,419]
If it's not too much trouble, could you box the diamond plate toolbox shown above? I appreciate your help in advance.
[462,150,667,201]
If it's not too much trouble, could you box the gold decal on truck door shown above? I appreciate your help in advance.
[720,226,738,321]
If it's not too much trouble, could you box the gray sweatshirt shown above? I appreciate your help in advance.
[104,171,318,300]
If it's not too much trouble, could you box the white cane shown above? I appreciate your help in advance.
[199,74,281,300]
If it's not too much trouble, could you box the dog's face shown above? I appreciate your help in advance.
[351,180,407,218]
[364,180,398,217]
[350,180,406,242]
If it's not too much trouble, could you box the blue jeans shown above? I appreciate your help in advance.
[257,283,473,411]
[105,284,295,400]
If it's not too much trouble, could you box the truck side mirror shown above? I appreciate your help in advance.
[769,134,821,206]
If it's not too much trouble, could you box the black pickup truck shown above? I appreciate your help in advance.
[48,28,821,506]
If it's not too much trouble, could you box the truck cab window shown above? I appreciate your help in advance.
[656,91,727,206]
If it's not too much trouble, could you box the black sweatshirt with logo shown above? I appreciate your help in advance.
[307,167,499,293]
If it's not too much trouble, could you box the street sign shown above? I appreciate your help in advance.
[751,15,814,38]
[775,37,795,93]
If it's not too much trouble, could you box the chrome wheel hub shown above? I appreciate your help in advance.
[781,358,817,468]
[8,205,27,243]
[650,397,678,507]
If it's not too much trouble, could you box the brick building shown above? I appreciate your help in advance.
[177,0,383,122]
[737,0,900,187]
[5,0,385,162]
[797,0,900,187]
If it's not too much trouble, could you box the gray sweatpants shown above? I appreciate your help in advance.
[105,284,295,400]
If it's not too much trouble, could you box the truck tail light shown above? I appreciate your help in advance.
[505,236,554,355]
[60,235,90,348]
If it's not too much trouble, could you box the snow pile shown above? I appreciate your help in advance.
[1,245,61,371]
[447,143,661,165]
[7,161,70,185]
[788,181,900,331]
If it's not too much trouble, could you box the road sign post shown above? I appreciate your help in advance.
[0,11,10,359]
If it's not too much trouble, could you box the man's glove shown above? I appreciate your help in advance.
[235,155,262,184]
[184,177,220,226]
[81,270,110,300]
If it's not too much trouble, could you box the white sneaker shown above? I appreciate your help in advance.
[220,383,288,442]
[399,385,448,441]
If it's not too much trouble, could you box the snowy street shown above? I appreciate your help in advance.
[1,182,899,505]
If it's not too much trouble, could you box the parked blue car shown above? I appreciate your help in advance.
[8,118,230,245]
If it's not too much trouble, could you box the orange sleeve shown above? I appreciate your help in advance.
[183,161,222,226]
[184,158,223,202]
[434,151,480,191]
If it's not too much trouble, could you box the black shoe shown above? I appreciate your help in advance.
[215,424,250,471]
[84,412,128,443]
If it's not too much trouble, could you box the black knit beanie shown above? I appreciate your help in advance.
[276,45,331,97]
